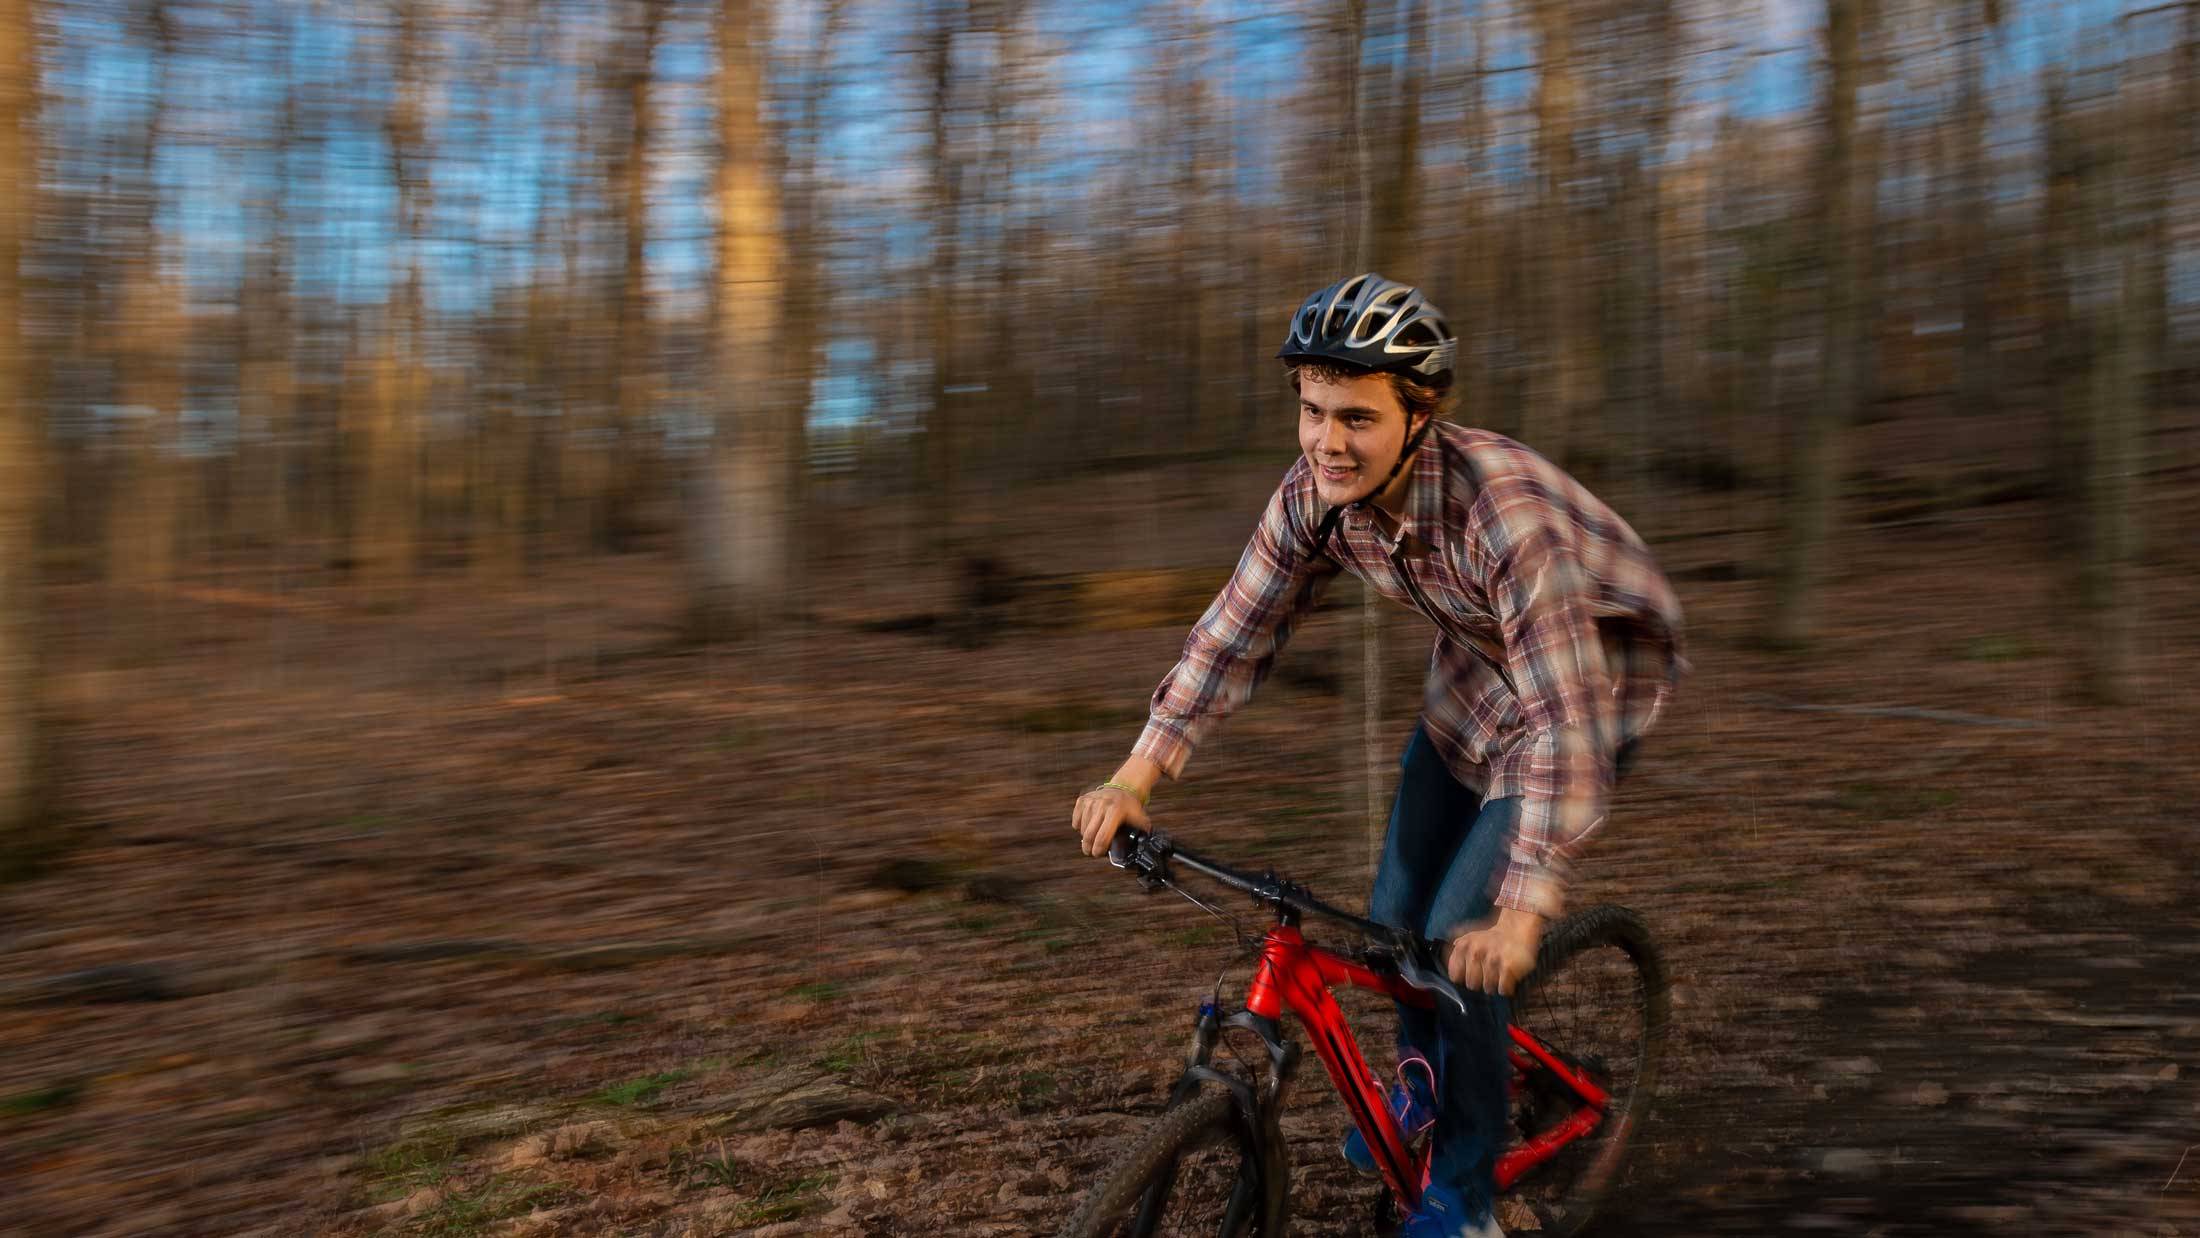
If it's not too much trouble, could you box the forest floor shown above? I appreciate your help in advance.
[3,423,2199,1237]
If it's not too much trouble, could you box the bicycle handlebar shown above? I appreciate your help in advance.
[1106,824,1472,1015]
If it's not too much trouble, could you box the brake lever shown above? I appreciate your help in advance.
[1108,828,1172,892]
[1391,932,1470,1017]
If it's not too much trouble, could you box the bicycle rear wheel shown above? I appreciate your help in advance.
[1503,904,1668,1237]
[1055,1080,1289,1238]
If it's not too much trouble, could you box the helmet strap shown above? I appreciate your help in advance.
[1314,412,1434,557]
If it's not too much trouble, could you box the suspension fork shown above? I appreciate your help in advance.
[1165,942,1299,1116]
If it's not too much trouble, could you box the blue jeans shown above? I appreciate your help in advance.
[1368,724,1517,1221]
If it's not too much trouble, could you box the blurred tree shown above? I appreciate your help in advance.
[1953,0,2000,420]
[1529,0,1593,466]
[1770,0,1866,648]
[2126,10,2174,421]
[782,0,845,525]
[1366,0,1427,278]
[104,0,184,593]
[0,0,40,847]
[1335,0,1369,271]
[921,0,967,521]
[2183,0,2200,417]
[469,0,539,582]
[1636,0,1682,431]
[688,0,791,637]
[2037,66,2086,551]
[237,62,299,566]
[354,0,431,598]
[607,0,667,552]
[2075,117,2140,705]
[1446,5,1497,434]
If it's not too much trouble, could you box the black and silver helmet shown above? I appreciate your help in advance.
[1277,273,1456,388]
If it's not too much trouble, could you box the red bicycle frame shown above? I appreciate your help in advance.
[1240,924,1609,1214]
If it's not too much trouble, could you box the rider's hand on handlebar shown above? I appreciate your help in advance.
[1446,907,1544,996]
[1074,783,1151,858]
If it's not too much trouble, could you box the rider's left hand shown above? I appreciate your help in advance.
[1446,907,1544,996]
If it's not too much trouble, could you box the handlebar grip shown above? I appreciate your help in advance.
[1107,825,1147,869]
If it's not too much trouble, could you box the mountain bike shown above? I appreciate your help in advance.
[1057,826,1667,1237]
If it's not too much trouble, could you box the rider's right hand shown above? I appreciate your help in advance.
[1074,784,1151,858]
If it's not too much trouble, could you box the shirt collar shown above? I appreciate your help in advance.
[1357,425,1446,556]
[1338,425,1449,556]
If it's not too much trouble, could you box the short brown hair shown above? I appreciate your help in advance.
[1285,361,1451,428]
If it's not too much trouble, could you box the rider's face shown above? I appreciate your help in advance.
[1297,371,1417,509]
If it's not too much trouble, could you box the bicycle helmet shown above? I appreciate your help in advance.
[1281,274,1457,552]
[1277,273,1456,388]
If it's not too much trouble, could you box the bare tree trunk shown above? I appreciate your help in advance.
[105,0,182,595]
[2076,256,2139,704]
[2075,121,2140,703]
[2037,68,2086,554]
[2181,0,2200,432]
[783,0,844,532]
[358,0,429,599]
[1853,92,1886,417]
[107,271,186,591]
[1770,0,1863,649]
[238,29,297,566]
[469,6,531,582]
[1337,0,1367,271]
[689,0,791,639]
[353,338,420,595]
[1528,0,1590,465]
[607,0,665,553]
[1366,0,1426,277]
[1636,0,1680,456]
[2130,51,2172,452]
[0,0,43,848]
[1953,0,1996,419]
[1455,17,1495,432]
[921,0,965,527]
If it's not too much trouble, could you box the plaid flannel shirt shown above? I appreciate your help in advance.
[1132,423,1685,919]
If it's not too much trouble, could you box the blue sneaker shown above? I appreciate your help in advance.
[1398,1182,1505,1238]
[1341,1054,1438,1174]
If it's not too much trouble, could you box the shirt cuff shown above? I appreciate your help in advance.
[1130,717,1192,781]
[1495,856,1568,920]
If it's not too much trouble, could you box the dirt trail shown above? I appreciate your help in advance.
[2,459,2197,1236]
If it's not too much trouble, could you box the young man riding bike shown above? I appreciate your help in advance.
[1070,274,1685,1238]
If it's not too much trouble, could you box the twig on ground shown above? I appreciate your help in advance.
[2167,1144,2196,1192]
[1740,693,2049,730]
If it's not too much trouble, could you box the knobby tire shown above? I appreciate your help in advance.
[1056,1083,1288,1238]
[1504,903,1669,1238]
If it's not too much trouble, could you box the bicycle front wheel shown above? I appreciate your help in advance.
[1055,1080,1289,1238]
[1503,903,1668,1237]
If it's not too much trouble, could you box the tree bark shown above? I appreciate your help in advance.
[1527,0,1590,466]
[2075,116,2140,704]
[2036,69,2087,555]
[0,0,43,846]
[358,0,429,599]
[688,0,792,639]
[1953,0,1995,419]
[1366,0,1425,278]
[104,0,183,595]
[921,0,965,523]
[1769,0,1863,649]
[106,271,186,591]
[608,0,666,552]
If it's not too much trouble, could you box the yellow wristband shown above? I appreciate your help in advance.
[1096,779,1149,806]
